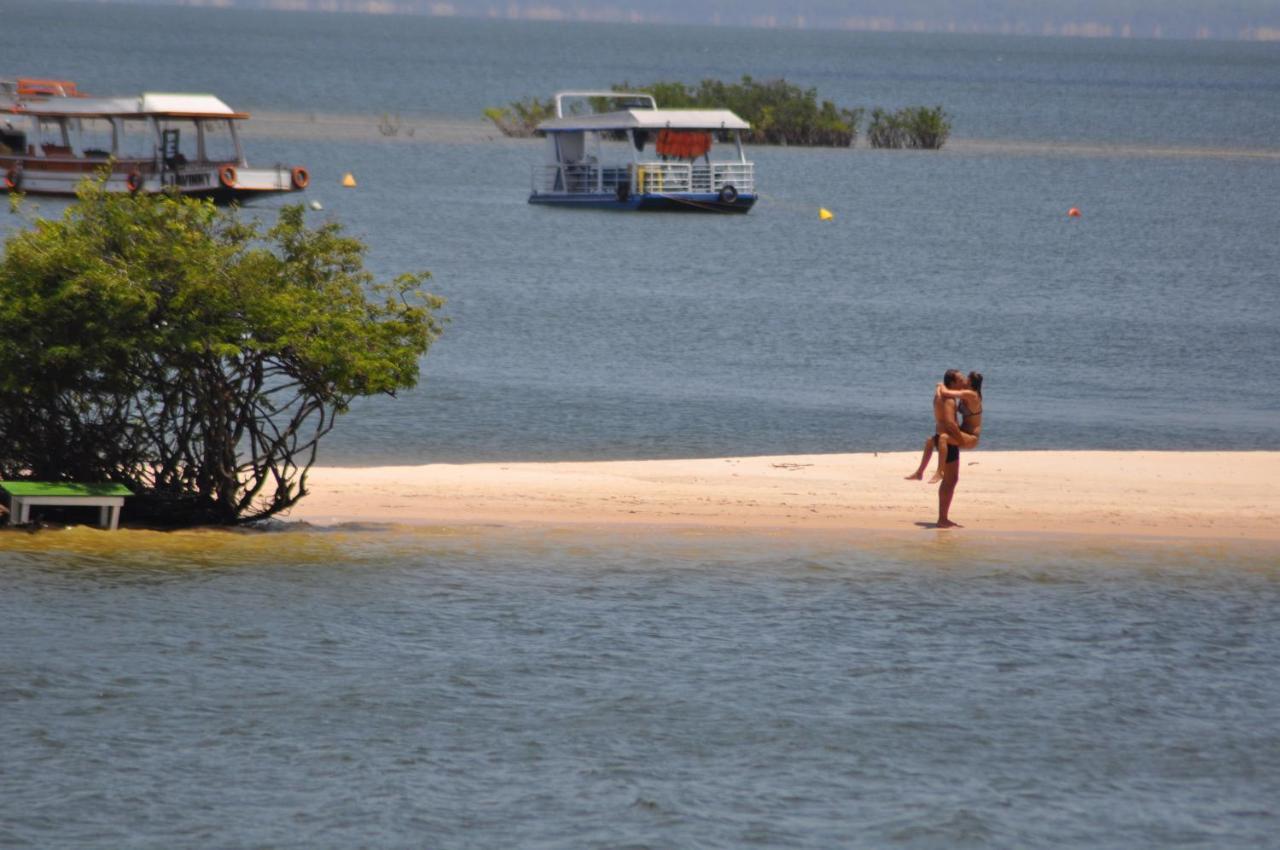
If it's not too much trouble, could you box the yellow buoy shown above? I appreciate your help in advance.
[819,207,834,221]
[342,172,357,188]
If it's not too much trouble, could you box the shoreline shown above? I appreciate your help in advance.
[285,451,1280,544]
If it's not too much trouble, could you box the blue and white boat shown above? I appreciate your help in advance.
[529,91,757,213]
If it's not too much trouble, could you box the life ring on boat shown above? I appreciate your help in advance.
[290,166,310,190]
[3,167,21,191]
[218,165,238,188]
[718,184,739,204]
[125,170,143,193]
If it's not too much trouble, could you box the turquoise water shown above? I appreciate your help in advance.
[3,5,1280,846]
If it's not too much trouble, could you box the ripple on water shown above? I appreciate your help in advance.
[2,526,1278,848]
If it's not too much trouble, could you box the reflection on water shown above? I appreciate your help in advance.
[2,522,1276,572]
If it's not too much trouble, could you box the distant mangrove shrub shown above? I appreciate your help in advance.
[485,77,864,147]
[486,82,952,150]
[611,77,864,147]
[377,112,414,138]
[483,96,556,138]
[867,106,951,150]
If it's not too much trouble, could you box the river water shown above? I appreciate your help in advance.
[3,3,1279,847]
[6,1,1280,461]
[4,528,1280,848]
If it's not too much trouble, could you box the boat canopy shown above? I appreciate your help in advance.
[10,92,247,119]
[139,93,244,118]
[537,108,750,134]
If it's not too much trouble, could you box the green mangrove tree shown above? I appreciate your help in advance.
[0,182,444,525]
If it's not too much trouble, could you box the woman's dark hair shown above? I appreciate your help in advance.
[968,371,984,398]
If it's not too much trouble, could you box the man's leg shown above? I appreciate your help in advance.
[928,434,950,483]
[936,446,961,528]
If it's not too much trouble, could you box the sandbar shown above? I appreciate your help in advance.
[286,451,1279,543]
[239,112,1280,161]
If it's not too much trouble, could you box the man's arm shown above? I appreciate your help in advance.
[935,383,979,406]
[933,394,964,441]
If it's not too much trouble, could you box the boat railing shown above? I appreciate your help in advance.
[707,162,754,194]
[638,161,755,194]
[532,161,755,196]
[532,163,628,195]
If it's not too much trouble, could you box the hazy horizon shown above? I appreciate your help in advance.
[49,0,1280,41]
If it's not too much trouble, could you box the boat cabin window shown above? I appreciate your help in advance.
[555,132,587,163]
[200,119,238,163]
[70,117,115,158]
[37,117,71,157]
[155,118,199,165]
[117,118,154,160]
[0,121,23,156]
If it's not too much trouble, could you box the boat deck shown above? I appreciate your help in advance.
[533,161,754,196]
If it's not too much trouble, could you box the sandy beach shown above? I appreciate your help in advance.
[286,451,1280,542]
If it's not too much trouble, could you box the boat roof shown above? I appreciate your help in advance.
[538,108,750,133]
[6,92,248,119]
[554,90,657,116]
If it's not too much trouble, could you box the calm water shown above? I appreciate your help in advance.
[3,5,1280,847]
[3,528,1280,849]
[8,2,1280,462]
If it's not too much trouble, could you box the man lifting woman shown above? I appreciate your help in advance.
[906,369,984,528]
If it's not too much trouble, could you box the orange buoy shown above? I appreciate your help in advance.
[1068,207,1081,217]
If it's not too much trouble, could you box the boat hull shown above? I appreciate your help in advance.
[1,161,303,205]
[3,183,297,205]
[529,192,757,213]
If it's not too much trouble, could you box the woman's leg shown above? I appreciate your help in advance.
[932,432,978,481]
[905,435,935,480]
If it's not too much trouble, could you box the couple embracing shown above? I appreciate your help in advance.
[906,369,984,528]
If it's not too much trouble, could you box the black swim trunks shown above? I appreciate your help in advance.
[932,434,960,464]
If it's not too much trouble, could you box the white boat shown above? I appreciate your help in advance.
[529,91,757,213]
[0,78,307,203]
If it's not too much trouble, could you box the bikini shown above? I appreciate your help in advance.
[935,400,982,463]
